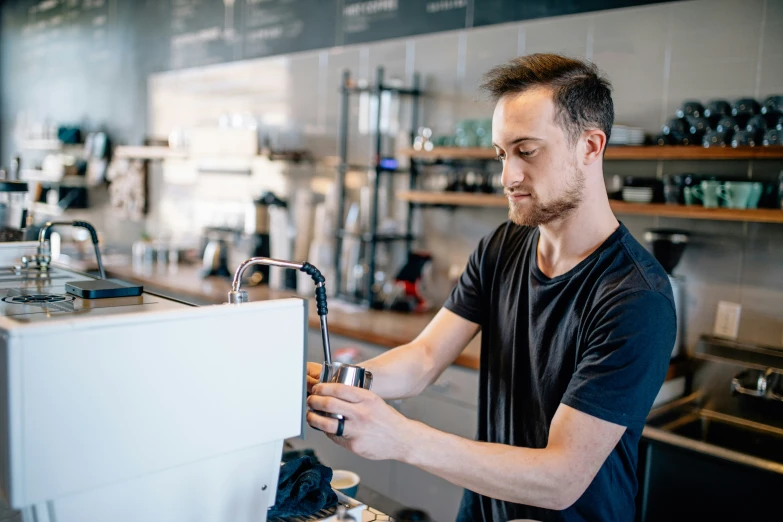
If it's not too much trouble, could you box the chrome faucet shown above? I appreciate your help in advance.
[731,367,782,402]
[228,257,332,365]
[22,220,106,279]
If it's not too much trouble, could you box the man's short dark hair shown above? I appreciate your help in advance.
[480,54,614,145]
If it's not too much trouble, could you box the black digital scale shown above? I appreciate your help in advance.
[66,279,143,299]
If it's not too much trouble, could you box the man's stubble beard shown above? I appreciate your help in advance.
[507,164,585,227]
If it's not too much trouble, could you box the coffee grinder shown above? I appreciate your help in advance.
[246,192,288,285]
[644,229,689,358]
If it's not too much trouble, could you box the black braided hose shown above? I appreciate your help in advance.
[299,262,328,316]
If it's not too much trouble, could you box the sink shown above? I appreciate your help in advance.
[641,396,783,520]
[645,394,783,469]
[658,413,783,464]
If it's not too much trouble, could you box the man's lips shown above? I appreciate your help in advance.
[505,192,532,201]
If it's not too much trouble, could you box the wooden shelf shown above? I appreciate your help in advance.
[17,140,86,153]
[403,147,498,160]
[18,139,65,151]
[606,145,783,160]
[398,191,783,223]
[401,146,783,161]
[399,191,508,207]
[610,201,783,223]
[113,146,312,163]
[113,146,188,160]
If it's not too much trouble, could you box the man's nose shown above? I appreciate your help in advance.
[501,158,525,188]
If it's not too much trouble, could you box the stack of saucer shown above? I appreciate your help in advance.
[622,186,654,203]
[610,125,646,145]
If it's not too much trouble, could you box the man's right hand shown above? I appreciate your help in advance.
[306,362,322,394]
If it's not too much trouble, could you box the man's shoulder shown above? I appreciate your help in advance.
[593,226,675,309]
[477,220,536,258]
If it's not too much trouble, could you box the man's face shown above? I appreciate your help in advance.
[492,88,584,227]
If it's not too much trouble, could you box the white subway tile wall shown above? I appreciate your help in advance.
[591,5,670,133]
[147,0,783,348]
[759,0,783,97]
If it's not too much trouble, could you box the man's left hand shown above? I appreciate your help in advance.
[306,383,416,461]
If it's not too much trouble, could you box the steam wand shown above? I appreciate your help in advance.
[25,220,106,279]
[228,257,331,365]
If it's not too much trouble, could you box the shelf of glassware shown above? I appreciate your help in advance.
[402,146,783,161]
[397,191,783,223]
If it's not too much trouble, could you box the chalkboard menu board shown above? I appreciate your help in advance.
[167,0,239,70]
[472,0,671,27]
[3,0,678,75]
[1,0,148,162]
[341,0,468,45]
[16,0,113,79]
[241,0,337,59]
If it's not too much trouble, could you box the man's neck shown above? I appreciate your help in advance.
[536,193,619,279]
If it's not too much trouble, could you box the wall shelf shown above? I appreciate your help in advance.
[17,139,84,152]
[397,191,783,223]
[401,146,783,161]
[113,146,189,160]
[694,335,783,372]
[608,201,783,223]
[113,146,313,163]
[399,191,507,207]
[336,230,417,242]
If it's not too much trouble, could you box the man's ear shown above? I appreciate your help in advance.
[582,130,606,165]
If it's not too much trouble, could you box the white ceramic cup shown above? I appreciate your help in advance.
[331,470,360,498]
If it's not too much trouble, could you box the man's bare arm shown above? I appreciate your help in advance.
[360,308,479,399]
[308,387,624,511]
[307,308,479,400]
[402,403,624,509]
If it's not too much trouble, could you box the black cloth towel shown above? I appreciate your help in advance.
[268,456,338,519]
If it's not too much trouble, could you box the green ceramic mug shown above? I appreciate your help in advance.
[747,182,763,209]
[719,181,754,209]
[686,180,722,208]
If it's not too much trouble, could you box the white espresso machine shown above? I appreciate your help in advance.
[0,240,307,522]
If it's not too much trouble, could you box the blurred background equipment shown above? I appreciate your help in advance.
[0,180,30,242]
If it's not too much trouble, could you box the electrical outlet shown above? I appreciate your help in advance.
[713,301,742,339]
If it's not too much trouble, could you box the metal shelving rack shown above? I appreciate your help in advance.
[334,66,422,307]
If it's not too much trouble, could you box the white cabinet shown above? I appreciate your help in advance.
[295,329,480,522]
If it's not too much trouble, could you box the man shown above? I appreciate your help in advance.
[306,54,675,521]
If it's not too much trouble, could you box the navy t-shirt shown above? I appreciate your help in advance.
[445,222,676,522]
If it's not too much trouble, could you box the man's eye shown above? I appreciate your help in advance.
[519,149,536,157]
[495,154,506,162]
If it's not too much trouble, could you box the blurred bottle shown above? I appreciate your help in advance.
[9,156,20,180]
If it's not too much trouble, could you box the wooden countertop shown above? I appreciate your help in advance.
[108,263,482,370]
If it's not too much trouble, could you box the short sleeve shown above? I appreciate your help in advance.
[443,236,489,326]
[561,290,676,429]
